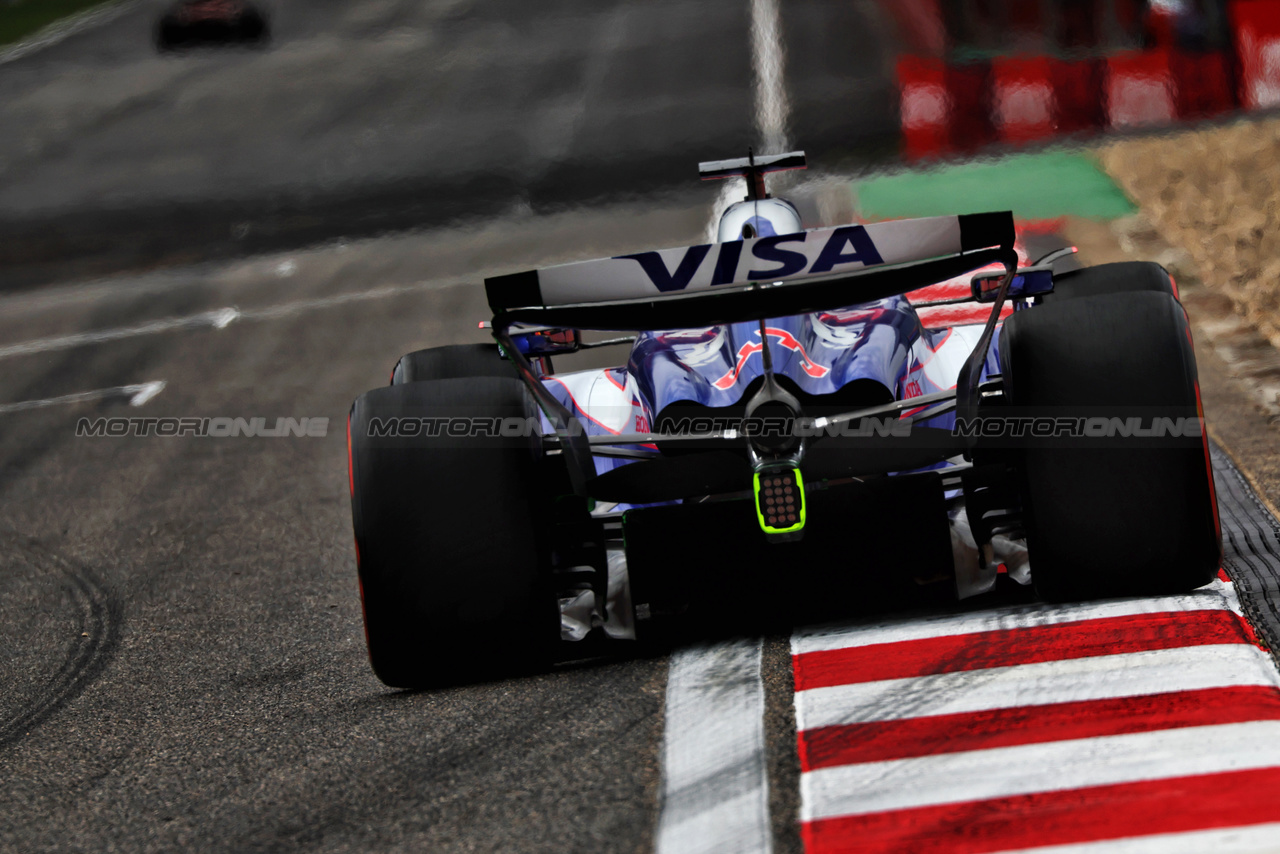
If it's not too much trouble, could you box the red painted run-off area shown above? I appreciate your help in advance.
[791,579,1280,853]
[893,0,1280,160]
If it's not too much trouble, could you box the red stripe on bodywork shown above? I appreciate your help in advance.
[793,609,1257,691]
[603,369,626,391]
[1194,380,1224,553]
[546,376,622,435]
[915,303,1014,329]
[347,412,355,496]
[798,685,1280,771]
[802,766,1280,854]
[907,282,972,302]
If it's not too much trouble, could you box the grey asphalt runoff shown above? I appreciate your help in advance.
[0,205,689,853]
[0,0,901,289]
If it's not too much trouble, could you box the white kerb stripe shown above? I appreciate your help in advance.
[994,821,1280,854]
[656,639,772,854]
[796,643,1280,730]
[802,720,1280,822]
[792,582,1240,655]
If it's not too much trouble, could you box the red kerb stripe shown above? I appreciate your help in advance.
[798,685,1280,770]
[802,766,1280,854]
[794,609,1256,691]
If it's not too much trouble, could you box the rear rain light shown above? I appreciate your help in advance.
[754,468,806,539]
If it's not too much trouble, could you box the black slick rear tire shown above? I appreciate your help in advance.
[1043,261,1179,304]
[1000,290,1220,601]
[390,343,515,385]
[348,376,555,687]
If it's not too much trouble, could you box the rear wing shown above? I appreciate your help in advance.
[485,211,1018,494]
[486,212,1016,331]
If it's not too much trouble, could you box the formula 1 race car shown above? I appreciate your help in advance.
[348,152,1222,688]
[155,0,268,50]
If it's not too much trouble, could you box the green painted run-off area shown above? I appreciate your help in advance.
[0,0,121,47]
[854,151,1137,223]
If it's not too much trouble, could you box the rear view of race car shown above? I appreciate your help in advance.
[347,152,1221,688]
[155,0,269,50]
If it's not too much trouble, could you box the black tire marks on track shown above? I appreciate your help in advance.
[0,534,121,750]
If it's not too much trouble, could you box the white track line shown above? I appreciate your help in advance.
[654,3,792,849]
[656,639,772,854]
[704,0,792,243]
[0,380,165,415]
[0,0,143,66]
[749,0,790,156]
[803,719,1280,822]
[0,278,473,362]
[0,309,238,360]
[796,642,1280,730]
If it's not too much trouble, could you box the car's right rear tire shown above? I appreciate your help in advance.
[1042,260,1178,304]
[348,376,556,687]
[1000,290,1220,601]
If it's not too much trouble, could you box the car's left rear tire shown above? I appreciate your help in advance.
[348,377,557,688]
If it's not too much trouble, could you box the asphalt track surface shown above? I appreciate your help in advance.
[6,4,1280,854]
[0,208,692,853]
[0,0,900,289]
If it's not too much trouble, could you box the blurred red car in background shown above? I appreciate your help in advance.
[155,0,269,50]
